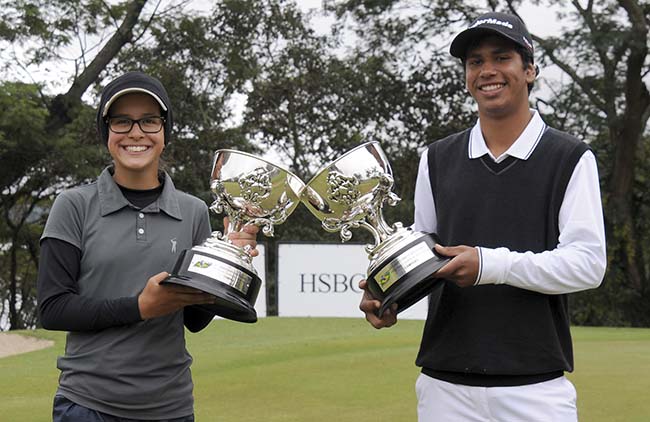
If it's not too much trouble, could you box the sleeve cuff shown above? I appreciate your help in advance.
[475,246,511,286]
[474,246,482,286]
[125,296,144,323]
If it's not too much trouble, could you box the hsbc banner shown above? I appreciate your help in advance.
[277,243,428,319]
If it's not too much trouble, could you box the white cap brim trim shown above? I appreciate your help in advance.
[102,88,168,117]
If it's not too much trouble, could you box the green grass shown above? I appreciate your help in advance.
[1,319,649,421]
[568,327,650,422]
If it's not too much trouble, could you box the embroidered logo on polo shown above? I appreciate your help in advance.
[171,238,177,253]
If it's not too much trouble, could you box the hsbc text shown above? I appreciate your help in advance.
[299,273,365,293]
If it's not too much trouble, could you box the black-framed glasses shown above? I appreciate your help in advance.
[107,116,165,134]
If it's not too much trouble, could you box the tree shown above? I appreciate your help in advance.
[0,82,49,330]
[0,81,101,330]
[503,0,650,325]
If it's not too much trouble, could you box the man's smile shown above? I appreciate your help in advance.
[478,83,506,92]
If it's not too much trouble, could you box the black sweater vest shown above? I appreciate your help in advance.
[416,127,588,387]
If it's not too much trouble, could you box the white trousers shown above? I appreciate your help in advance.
[416,373,578,422]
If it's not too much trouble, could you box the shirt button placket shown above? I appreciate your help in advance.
[137,212,146,241]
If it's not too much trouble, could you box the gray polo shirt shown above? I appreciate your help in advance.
[42,167,211,419]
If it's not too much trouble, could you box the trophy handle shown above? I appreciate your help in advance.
[323,218,379,243]
[366,173,401,243]
[322,218,391,255]
[360,173,403,253]
[319,171,403,254]
[246,218,275,237]
[209,197,247,235]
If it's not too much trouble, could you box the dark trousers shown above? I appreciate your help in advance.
[53,395,195,422]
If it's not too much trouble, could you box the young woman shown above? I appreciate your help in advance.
[37,71,258,421]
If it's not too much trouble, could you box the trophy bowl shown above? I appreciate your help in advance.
[301,141,449,317]
[163,150,304,323]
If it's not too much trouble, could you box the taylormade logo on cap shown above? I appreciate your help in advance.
[469,17,514,30]
[449,12,534,59]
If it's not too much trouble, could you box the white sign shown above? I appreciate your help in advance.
[277,243,428,319]
[251,243,267,317]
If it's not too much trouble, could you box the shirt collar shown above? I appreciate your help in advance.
[468,109,547,162]
[98,166,182,220]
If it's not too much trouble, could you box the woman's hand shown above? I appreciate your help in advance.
[224,216,260,257]
[137,272,216,320]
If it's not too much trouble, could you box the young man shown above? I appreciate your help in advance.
[359,12,606,421]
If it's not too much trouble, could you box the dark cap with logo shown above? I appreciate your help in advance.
[450,12,534,59]
[96,71,173,146]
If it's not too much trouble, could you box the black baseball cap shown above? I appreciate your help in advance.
[96,71,173,145]
[450,12,534,59]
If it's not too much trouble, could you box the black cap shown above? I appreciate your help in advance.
[450,12,534,59]
[96,71,173,145]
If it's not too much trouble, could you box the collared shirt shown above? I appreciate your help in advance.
[414,110,606,294]
[40,167,211,419]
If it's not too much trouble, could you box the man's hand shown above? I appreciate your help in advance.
[224,216,260,257]
[434,244,479,288]
[358,279,397,329]
[138,272,217,320]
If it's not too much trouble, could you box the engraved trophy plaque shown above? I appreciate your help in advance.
[301,142,449,317]
[164,150,304,323]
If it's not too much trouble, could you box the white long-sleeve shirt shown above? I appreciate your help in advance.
[413,111,606,294]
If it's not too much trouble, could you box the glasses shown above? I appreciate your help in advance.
[107,116,165,134]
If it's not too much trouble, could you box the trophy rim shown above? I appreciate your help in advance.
[302,141,383,188]
[213,148,306,191]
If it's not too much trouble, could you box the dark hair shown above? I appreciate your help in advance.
[460,37,538,94]
[514,45,537,93]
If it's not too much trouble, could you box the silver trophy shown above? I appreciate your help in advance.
[301,141,449,317]
[164,150,304,323]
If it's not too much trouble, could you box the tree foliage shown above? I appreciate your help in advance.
[510,0,650,325]
[0,81,101,329]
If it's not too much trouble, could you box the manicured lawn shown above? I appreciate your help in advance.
[568,327,650,422]
[1,319,649,421]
